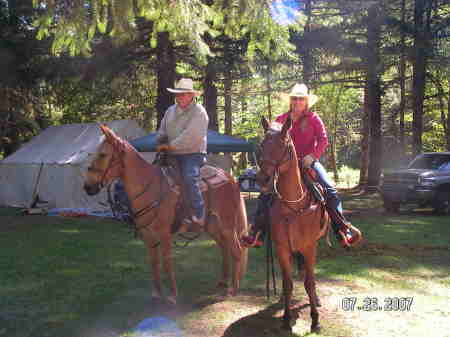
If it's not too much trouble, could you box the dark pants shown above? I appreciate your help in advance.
[173,153,206,219]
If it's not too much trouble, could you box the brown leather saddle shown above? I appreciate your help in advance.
[155,153,231,233]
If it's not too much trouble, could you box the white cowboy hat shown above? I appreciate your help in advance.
[167,78,202,95]
[280,83,319,108]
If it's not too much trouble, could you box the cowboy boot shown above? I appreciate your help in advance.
[241,193,271,247]
[330,212,362,248]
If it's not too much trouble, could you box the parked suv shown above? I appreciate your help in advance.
[379,152,450,214]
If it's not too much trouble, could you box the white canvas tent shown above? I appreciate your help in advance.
[0,120,149,212]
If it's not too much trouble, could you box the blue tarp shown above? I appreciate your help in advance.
[130,130,255,153]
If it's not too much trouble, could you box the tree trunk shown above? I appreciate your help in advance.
[398,0,407,153]
[224,74,232,135]
[331,86,344,183]
[411,0,428,155]
[240,80,248,123]
[266,60,272,121]
[359,84,370,188]
[204,58,218,131]
[430,75,447,147]
[366,4,382,191]
[155,32,175,127]
[302,0,313,84]
[447,79,450,150]
[328,136,339,183]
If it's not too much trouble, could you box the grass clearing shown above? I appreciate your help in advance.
[1,191,450,337]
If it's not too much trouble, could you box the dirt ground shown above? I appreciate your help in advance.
[74,273,450,337]
[72,230,450,337]
[3,208,449,337]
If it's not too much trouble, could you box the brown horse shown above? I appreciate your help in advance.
[83,124,248,305]
[256,116,330,332]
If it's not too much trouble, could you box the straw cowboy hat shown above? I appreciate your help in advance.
[167,78,202,95]
[281,83,319,108]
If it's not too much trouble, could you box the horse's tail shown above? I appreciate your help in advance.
[231,179,248,281]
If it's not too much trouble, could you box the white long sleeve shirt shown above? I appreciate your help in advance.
[156,101,209,154]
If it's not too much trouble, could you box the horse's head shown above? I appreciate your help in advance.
[83,124,124,195]
[256,116,295,193]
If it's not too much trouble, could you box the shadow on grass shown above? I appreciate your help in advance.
[222,301,301,337]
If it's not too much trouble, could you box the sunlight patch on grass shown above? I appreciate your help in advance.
[59,229,81,234]
[126,240,145,246]
[59,268,83,276]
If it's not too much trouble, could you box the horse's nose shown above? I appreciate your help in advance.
[84,183,100,196]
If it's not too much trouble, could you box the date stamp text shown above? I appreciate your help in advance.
[341,297,414,312]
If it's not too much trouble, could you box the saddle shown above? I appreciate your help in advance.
[161,164,230,195]
[302,168,326,204]
[155,153,231,233]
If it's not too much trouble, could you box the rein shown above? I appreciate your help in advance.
[88,148,125,189]
[262,138,306,205]
[90,145,165,222]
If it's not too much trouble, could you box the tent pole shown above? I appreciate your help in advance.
[30,162,44,208]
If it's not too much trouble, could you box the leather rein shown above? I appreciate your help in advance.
[88,146,164,222]
[259,136,310,213]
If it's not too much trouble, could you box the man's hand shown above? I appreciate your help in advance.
[302,154,316,168]
[156,144,172,152]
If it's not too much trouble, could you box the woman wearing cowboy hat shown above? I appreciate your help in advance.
[243,83,361,248]
[155,78,209,229]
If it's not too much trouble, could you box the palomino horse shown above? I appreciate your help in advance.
[256,116,330,332]
[83,124,248,304]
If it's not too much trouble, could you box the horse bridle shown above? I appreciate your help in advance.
[88,144,165,225]
[259,135,305,203]
[87,147,124,189]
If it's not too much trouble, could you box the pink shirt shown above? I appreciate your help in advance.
[276,110,328,160]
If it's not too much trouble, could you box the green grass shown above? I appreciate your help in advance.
[1,191,450,337]
[0,215,150,337]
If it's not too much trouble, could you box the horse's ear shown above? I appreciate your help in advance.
[261,117,270,132]
[281,116,292,138]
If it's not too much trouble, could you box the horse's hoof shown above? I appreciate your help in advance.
[216,280,228,288]
[311,323,321,333]
[166,295,177,306]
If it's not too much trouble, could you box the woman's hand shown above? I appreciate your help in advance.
[302,154,316,168]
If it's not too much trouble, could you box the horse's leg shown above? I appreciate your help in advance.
[146,239,162,299]
[229,238,243,296]
[209,217,230,289]
[278,249,294,331]
[160,232,177,305]
[303,246,321,333]
[217,239,230,289]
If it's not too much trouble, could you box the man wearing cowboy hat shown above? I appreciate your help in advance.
[155,78,209,229]
[243,83,361,248]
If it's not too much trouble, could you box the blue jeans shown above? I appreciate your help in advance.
[311,161,343,215]
[173,153,206,219]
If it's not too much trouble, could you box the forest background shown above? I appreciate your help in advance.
[0,0,449,190]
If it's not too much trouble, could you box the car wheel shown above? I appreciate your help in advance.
[433,192,450,215]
